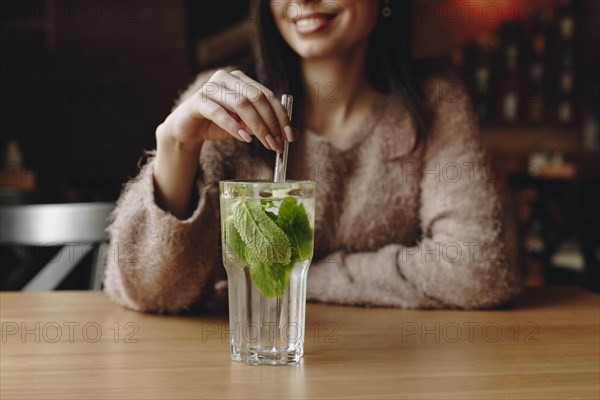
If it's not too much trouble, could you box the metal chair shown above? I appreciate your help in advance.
[0,202,114,291]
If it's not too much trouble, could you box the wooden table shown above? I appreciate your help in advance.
[1,287,599,399]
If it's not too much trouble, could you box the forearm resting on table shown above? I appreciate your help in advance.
[153,125,203,219]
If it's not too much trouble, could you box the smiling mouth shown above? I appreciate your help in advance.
[294,12,338,35]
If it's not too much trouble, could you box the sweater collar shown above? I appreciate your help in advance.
[303,91,416,160]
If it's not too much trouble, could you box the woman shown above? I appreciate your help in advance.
[104,0,521,313]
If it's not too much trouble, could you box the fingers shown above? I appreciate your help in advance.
[207,85,278,151]
[217,70,283,151]
[191,69,297,151]
[190,98,251,143]
[230,70,295,142]
[196,70,278,151]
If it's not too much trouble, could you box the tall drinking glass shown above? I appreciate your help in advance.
[219,180,316,365]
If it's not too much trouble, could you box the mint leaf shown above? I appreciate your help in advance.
[277,197,313,263]
[232,199,291,265]
[227,220,292,298]
[265,210,278,223]
[261,200,278,223]
[250,260,295,298]
[226,217,248,264]
[227,196,312,298]
[260,199,275,209]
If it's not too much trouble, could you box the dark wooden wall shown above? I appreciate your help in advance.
[1,0,191,200]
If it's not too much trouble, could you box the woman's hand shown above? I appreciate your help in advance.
[153,69,296,219]
[158,69,295,153]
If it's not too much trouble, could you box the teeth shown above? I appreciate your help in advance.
[296,18,325,28]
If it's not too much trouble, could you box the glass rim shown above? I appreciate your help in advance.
[219,179,316,184]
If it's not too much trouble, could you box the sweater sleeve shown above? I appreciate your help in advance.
[103,154,223,313]
[306,80,522,309]
[103,67,248,313]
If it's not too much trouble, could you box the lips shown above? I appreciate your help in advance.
[293,12,338,35]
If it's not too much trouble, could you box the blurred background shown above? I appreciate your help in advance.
[1,0,598,292]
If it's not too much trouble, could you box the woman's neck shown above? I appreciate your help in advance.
[300,39,377,134]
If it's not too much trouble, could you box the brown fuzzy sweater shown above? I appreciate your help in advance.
[103,70,521,313]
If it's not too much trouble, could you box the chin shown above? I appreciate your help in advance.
[286,26,351,59]
[293,41,340,59]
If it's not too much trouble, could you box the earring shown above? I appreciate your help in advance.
[382,0,392,18]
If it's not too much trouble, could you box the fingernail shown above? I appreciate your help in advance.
[238,129,252,143]
[265,134,279,151]
[284,125,295,142]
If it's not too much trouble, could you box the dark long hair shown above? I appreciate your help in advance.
[246,0,432,150]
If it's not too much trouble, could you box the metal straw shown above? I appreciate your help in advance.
[274,94,293,182]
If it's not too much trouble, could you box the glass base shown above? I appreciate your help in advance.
[231,346,304,365]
